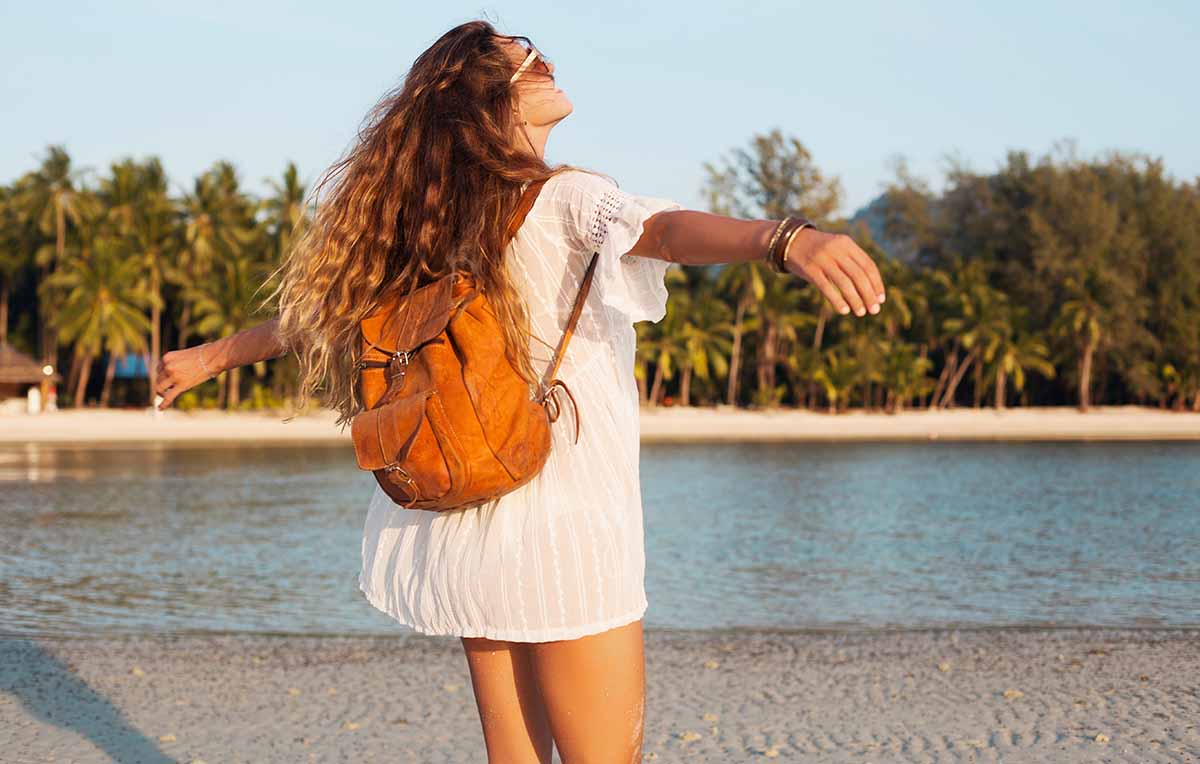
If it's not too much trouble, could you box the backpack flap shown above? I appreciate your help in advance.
[350,389,432,471]
[361,275,460,355]
[359,176,546,357]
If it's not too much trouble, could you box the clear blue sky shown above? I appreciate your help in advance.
[4,1,1197,216]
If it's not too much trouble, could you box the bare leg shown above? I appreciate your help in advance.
[527,618,646,764]
[461,635,554,764]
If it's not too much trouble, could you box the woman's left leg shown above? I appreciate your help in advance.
[461,635,554,764]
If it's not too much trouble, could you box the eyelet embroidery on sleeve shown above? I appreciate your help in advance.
[586,189,628,251]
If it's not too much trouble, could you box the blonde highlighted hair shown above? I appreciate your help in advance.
[264,20,605,428]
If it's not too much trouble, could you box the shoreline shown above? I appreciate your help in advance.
[13,620,1200,642]
[1,404,1199,445]
[4,626,1197,762]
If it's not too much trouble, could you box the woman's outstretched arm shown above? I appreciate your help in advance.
[154,316,289,409]
[628,210,886,318]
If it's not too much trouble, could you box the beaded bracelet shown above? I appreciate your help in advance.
[764,218,792,265]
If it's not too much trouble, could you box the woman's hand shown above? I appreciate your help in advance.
[784,229,886,317]
[152,319,289,410]
[154,344,220,410]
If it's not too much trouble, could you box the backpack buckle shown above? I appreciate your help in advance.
[388,350,411,382]
[382,462,419,499]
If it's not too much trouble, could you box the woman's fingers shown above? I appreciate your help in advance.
[851,247,886,301]
[154,356,177,398]
[838,256,881,315]
[825,261,868,316]
[160,387,185,409]
[807,268,852,315]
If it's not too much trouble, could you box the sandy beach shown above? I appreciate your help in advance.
[5,406,1198,762]
[2,404,1199,444]
[2,627,1196,763]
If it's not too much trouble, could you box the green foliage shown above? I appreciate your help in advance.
[2,135,1197,413]
[2,148,309,409]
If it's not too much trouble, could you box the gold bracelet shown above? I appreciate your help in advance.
[775,220,813,273]
[768,217,804,273]
[770,217,818,274]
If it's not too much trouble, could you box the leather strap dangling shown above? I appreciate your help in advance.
[540,378,581,444]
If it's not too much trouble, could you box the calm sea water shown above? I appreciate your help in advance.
[1,441,1197,638]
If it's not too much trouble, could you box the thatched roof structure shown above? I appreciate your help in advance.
[0,343,62,384]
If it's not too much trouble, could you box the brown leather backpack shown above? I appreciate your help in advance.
[350,178,597,511]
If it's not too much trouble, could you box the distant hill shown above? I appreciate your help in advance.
[848,192,919,264]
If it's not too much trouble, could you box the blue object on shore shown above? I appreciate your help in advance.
[113,353,149,379]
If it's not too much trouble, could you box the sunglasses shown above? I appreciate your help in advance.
[508,37,552,84]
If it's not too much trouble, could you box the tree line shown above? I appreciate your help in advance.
[1,131,1196,413]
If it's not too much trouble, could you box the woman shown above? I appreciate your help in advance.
[155,20,885,764]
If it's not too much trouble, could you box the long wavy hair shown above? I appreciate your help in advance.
[266,20,603,428]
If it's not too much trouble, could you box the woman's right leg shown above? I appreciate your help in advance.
[527,618,646,764]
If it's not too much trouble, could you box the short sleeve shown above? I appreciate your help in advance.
[556,171,684,324]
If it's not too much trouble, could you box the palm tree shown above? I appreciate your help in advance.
[813,348,861,414]
[99,157,179,404]
[45,234,150,407]
[713,261,765,406]
[782,344,823,409]
[186,244,271,409]
[0,184,34,346]
[879,339,934,412]
[1028,159,1148,411]
[638,280,691,406]
[665,272,732,406]
[262,161,310,262]
[175,162,258,348]
[934,258,1005,408]
[843,321,889,410]
[983,322,1055,409]
[1051,290,1104,410]
[13,146,93,369]
[703,128,842,408]
[955,286,1012,408]
[745,275,816,408]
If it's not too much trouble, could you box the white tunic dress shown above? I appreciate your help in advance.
[357,169,683,642]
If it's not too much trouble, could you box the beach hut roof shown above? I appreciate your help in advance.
[0,343,63,384]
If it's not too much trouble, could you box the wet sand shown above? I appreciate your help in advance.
[3,404,1199,444]
[3,627,1197,762]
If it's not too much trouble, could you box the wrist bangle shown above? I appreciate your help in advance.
[767,216,802,272]
[774,220,814,273]
[764,217,796,272]
[766,216,816,273]
[198,345,216,379]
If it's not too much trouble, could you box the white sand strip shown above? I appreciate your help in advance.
[2,404,1198,444]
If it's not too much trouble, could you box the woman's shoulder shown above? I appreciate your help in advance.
[542,168,620,202]
[533,169,623,249]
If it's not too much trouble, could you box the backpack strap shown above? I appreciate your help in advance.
[505,176,599,445]
[505,178,547,241]
[542,252,598,388]
[538,252,597,445]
